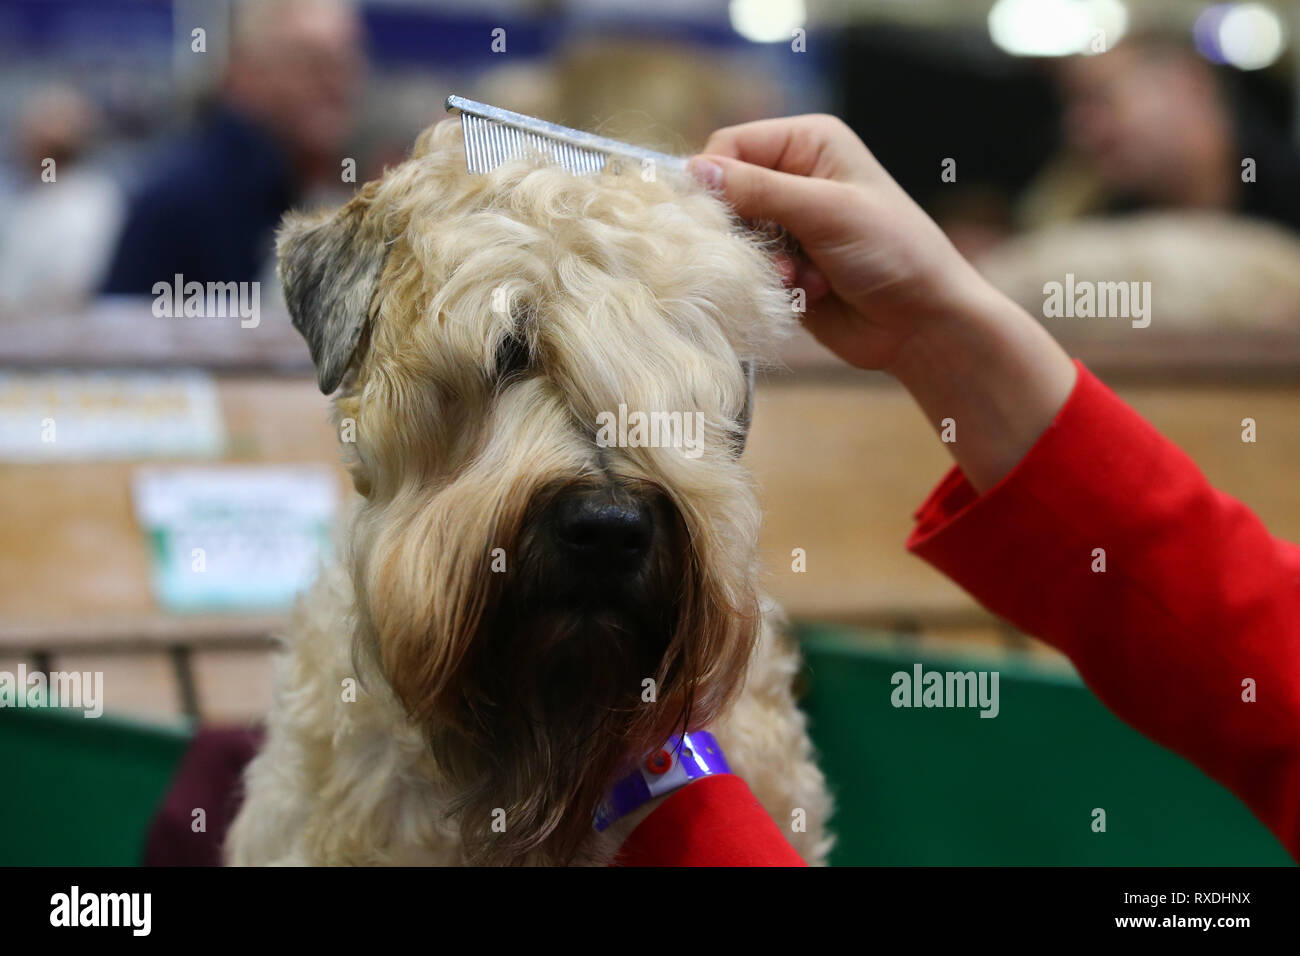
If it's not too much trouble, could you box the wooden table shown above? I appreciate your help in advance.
[4,301,1299,720]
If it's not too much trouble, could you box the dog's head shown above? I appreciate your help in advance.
[280,119,793,863]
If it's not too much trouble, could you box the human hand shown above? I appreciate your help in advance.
[689,114,991,371]
[690,114,1077,491]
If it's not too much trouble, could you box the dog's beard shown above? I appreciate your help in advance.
[375,478,758,865]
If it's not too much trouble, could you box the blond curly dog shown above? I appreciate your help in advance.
[226,118,832,866]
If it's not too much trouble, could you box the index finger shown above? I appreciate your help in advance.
[699,116,847,181]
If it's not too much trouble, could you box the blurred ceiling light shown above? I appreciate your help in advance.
[1193,4,1234,62]
[988,0,1128,57]
[730,0,807,44]
[1206,3,1286,70]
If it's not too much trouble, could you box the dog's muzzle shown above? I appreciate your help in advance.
[509,478,686,628]
[550,487,655,576]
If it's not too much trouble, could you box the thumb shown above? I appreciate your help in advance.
[689,154,830,240]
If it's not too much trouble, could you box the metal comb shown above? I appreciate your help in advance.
[446,94,687,177]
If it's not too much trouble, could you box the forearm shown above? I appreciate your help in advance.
[887,279,1077,492]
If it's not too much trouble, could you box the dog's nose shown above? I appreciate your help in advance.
[553,492,653,570]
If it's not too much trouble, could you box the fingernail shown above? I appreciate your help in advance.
[688,156,724,191]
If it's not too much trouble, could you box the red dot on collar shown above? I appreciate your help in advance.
[646,749,672,774]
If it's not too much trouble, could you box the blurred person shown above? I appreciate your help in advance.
[0,86,123,310]
[1023,33,1300,233]
[549,39,781,151]
[472,38,783,156]
[101,0,364,293]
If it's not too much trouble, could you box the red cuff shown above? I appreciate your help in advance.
[906,359,1090,555]
[613,774,807,867]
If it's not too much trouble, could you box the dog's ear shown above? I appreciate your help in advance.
[278,200,388,394]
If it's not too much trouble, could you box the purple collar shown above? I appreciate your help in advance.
[594,731,731,832]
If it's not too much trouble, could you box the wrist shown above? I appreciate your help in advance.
[885,279,1076,492]
[884,271,1015,386]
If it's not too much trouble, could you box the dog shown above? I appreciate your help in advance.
[225,118,833,865]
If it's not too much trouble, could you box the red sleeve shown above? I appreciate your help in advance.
[907,360,1300,860]
[613,774,806,866]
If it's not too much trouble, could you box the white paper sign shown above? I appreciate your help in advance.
[0,369,225,462]
[132,465,338,611]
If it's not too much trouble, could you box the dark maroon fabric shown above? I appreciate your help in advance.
[144,726,263,866]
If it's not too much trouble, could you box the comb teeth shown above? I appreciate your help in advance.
[461,113,609,175]
[447,94,686,178]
